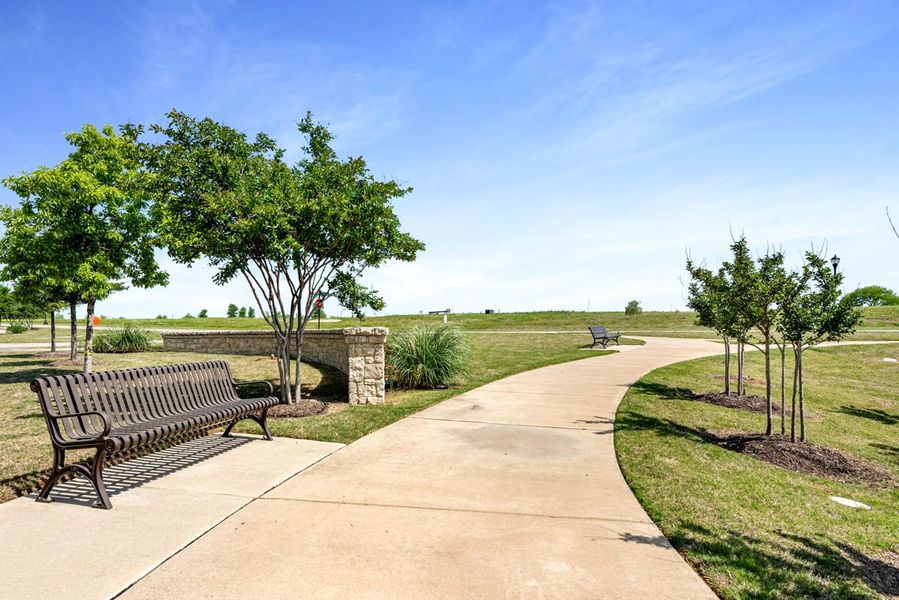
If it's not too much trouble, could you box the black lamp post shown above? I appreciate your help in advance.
[830,254,840,276]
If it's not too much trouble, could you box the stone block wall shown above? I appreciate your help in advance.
[161,327,389,405]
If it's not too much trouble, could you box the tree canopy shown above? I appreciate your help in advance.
[141,110,423,401]
[843,285,899,307]
[0,124,168,370]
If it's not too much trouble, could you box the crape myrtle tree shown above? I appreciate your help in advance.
[741,248,790,436]
[778,252,861,442]
[142,111,424,403]
[686,261,737,394]
[1,124,168,372]
[722,238,757,397]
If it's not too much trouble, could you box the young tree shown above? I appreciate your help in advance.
[721,237,759,398]
[143,111,423,402]
[226,303,239,318]
[778,253,861,442]
[247,306,255,318]
[238,306,247,318]
[1,124,168,372]
[686,261,737,394]
[198,308,208,318]
[624,300,642,315]
[743,248,789,435]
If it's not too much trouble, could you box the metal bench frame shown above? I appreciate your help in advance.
[31,360,279,509]
[589,325,621,349]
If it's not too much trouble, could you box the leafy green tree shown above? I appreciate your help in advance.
[226,304,239,318]
[624,300,642,315]
[722,237,758,397]
[1,124,168,372]
[247,306,255,318]
[141,111,423,402]
[843,285,899,306]
[686,261,737,394]
[778,253,861,442]
[238,306,247,318]
[198,308,208,318]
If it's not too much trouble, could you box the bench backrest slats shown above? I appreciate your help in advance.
[32,362,246,432]
[589,326,609,335]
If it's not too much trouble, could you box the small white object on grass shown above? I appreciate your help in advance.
[829,496,871,510]
[883,357,897,363]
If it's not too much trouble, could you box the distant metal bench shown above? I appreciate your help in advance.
[588,325,620,348]
[31,360,278,509]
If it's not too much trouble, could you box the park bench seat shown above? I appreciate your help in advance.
[31,360,278,509]
[589,325,620,349]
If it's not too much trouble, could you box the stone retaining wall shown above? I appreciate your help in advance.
[161,328,389,405]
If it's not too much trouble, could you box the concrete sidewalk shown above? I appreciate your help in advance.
[0,436,343,600]
[1,337,722,599]
[121,337,721,599]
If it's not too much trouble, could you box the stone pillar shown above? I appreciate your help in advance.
[344,327,388,405]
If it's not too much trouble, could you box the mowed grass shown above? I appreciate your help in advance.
[57,305,899,340]
[615,344,899,599]
[0,331,617,502]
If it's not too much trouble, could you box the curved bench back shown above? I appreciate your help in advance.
[31,361,240,439]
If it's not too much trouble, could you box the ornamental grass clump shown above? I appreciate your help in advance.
[93,324,152,353]
[387,325,469,389]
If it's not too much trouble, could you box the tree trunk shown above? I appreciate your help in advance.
[69,300,78,362]
[723,337,731,395]
[798,349,806,442]
[83,298,95,374]
[790,345,799,442]
[275,335,292,404]
[50,312,56,353]
[737,341,745,396]
[779,344,786,435]
[293,328,304,402]
[764,337,772,435]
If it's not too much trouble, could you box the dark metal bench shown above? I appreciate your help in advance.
[31,360,279,509]
[588,325,620,348]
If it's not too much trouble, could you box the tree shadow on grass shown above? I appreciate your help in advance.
[630,380,698,401]
[650,521,895,599]
[838,405,899,425]
[614,410,710,443]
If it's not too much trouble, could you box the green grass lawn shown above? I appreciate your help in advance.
[0,331,618,503]
[615,344,899,599]
[64,306,899,341]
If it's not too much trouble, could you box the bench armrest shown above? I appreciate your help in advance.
[233,379,275,396]
[45,410,112,445]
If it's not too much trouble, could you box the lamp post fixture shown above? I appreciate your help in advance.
[830,254,840,276]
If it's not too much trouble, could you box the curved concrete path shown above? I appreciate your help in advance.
[122,336,722,599]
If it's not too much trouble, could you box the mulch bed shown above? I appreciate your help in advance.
[707,431,897,487]
[691,392,818,419]
[267,399,329,418]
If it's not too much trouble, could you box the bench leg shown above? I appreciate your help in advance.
[36,446,113,509]
[223,408,273,441]
[90,448,113,510]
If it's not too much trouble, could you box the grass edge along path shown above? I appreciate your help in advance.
[614,344,899,600]
[257,332,622,444]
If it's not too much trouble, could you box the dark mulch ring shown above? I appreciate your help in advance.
[692,392,818,419]
[267,399,329,418]
[707,430,897,487]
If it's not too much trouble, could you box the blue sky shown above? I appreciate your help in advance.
[2,1,898,317]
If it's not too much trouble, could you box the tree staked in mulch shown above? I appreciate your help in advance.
[708,430,897,488]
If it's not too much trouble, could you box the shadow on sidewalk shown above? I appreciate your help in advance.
[28,435,253,508]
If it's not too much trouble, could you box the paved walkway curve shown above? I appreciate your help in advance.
[122,336,723,599]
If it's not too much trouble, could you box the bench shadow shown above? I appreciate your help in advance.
[837,405,898,425]
[27,435,253,508]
